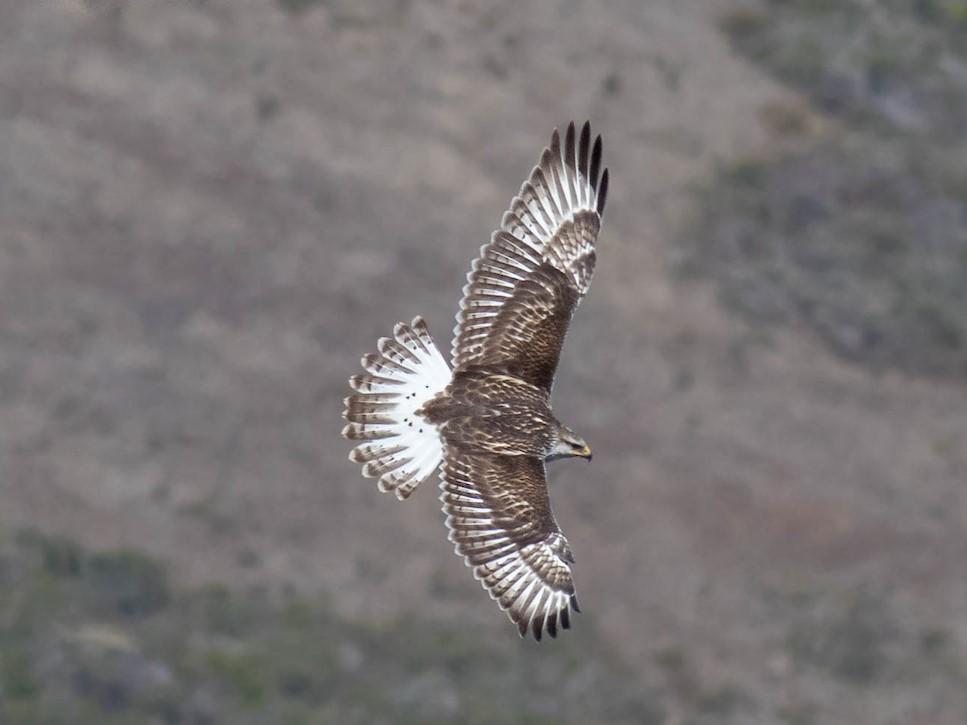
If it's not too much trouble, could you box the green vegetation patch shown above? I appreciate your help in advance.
[0,529,667,724]
[276,0,326,15]
[687,1,967,378]
[776,585,967,694]
[722,0,967,138]
[785,590,895,685]
[680,140,967,378]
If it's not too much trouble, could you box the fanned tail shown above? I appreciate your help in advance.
[342,316,451,500]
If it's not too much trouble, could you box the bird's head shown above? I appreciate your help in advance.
[547,424,592,462]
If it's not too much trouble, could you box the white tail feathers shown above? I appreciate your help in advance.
[342,316,451,500]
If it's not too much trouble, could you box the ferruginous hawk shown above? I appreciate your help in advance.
[342,122,609,640]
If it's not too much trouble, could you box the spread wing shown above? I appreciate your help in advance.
[452,121,609,391]
[441,446,579,640]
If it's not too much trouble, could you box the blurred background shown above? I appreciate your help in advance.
[2,0,966,723]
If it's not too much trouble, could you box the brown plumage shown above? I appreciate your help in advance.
[342,122,608,640]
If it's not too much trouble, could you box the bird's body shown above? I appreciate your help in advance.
[422,369,559,459]
[342,122,608,640]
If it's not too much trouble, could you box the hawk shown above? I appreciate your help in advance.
[342,122,609,640]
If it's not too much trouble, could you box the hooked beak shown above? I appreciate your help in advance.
[576,444,592,462]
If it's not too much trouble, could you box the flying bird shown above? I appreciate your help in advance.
[342,122,609,640]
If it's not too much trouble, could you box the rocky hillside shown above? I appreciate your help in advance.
[1,1,966,722]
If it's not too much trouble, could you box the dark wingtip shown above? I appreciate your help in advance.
[564,122,576,170]
[590,135,602,191]
[570,594,581,614]
[578,121,591,178]
[596,167,609,216]
[539,146,555,171]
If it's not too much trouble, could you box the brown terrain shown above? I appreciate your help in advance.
[2,1,966,723]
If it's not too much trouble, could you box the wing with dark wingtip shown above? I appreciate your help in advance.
[441,446,579,641]
[451,121,609,392]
